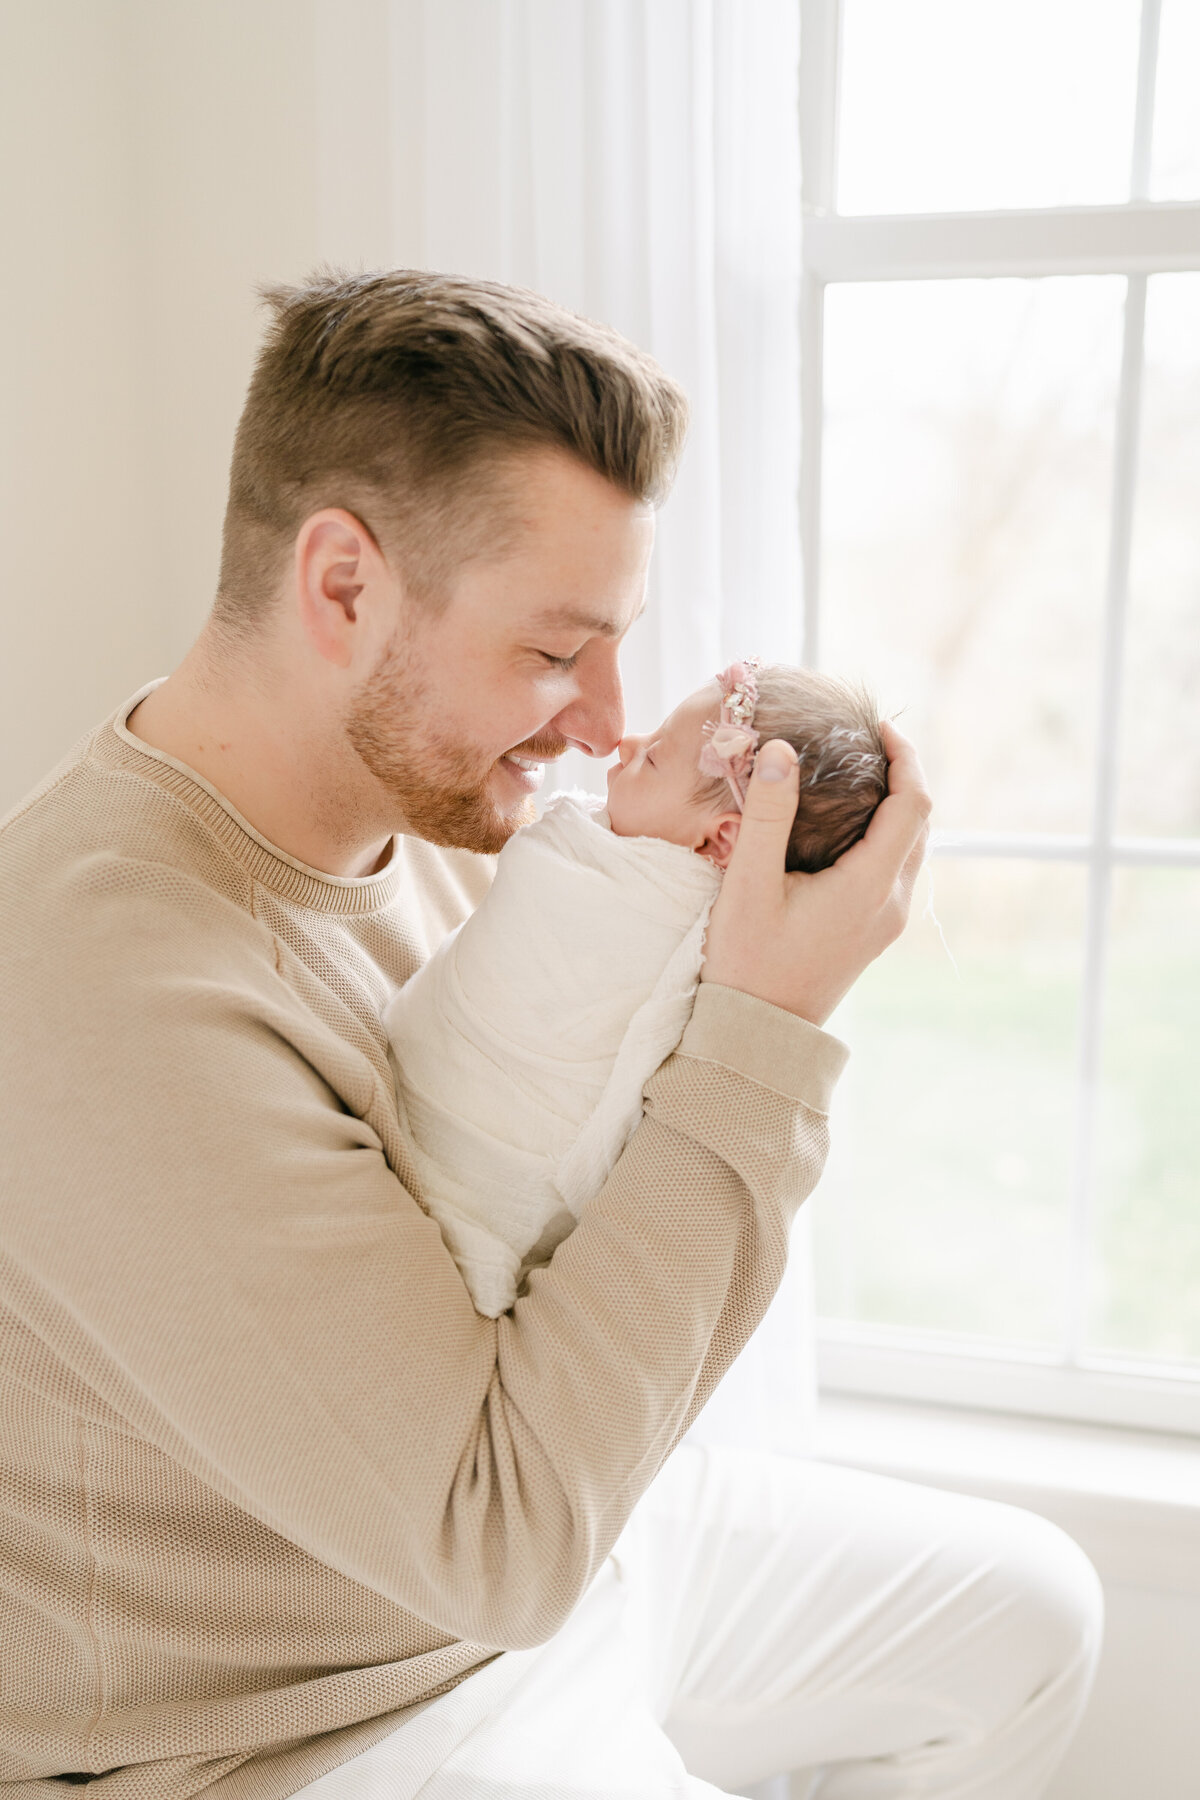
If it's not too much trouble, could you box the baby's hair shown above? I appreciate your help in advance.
[696,665,887,872]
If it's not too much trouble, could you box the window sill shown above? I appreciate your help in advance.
[817,1324,1200,1435]
[813,1393,1200,1596]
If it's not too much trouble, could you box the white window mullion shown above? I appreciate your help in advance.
[1066,269,1148,1364]
[1111,837,1200,868]
[805,202,1200,284]
[799,0,842,216]
[1131,0,1164,204]
[1065,0,1161,1366]
[930,832,1093,863]
[799,0,841,666]
[799,272,825,667]
[928,832,1200,869]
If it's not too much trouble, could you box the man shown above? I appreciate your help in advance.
[0,271,1099,1800]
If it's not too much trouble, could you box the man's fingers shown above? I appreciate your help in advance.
[854,722,932,878]
[880,721,932,817]
[853,723,932,942]
[723,739,799,893]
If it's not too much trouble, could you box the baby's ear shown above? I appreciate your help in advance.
[697,812,742,869]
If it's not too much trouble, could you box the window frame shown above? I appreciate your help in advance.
[801,0,1200,1436]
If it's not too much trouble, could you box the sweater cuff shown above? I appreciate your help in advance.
[675,983,849,1117]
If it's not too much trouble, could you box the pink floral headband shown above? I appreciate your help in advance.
[697,658,762,811]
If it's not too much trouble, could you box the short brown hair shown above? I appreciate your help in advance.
[214,268,689,630]
[697,665,887,872]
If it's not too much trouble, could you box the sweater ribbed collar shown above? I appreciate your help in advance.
[103,682,406,916]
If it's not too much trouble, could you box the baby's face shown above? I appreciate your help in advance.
[606,683,726,848]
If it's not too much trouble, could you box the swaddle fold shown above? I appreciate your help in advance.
[384,792,721,1315]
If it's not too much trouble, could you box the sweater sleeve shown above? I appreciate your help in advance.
[1,859,847,1654]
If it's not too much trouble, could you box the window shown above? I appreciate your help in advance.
[801,0,1200,1433]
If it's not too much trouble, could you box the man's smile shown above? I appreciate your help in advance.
[499,752,553,791]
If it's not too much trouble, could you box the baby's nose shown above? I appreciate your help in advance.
[616,735,639,768]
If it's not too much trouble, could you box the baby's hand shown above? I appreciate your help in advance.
[700,723,931,1026]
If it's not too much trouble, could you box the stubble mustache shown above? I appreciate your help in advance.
[504,732,572,763]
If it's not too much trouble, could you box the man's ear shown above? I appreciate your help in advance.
[294,508,388,670]
[696,811,742,869]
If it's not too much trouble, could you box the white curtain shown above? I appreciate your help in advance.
[391,0,803,737]
[343,0,813,1452]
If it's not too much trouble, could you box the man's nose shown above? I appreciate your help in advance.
[557,654,626,758]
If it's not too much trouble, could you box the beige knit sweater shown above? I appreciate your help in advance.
[0,689,848,1800]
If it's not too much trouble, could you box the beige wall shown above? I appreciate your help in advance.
[0,0,333,811]
[2,0,152,809]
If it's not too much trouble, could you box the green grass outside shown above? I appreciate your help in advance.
[813,862,1200,1364]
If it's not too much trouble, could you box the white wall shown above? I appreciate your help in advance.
[1051,1584,1200,1800]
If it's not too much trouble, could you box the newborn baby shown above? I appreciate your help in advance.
[384,661,886,1316]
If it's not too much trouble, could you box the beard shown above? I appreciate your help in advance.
[346,629,566,854]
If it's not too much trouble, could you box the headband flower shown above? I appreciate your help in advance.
[698,657,762,811]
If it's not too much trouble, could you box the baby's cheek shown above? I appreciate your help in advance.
[610,789,650,840]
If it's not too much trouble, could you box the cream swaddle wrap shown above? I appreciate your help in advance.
[383,791,721,1316]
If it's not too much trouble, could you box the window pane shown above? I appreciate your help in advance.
[815,860,1085,1344]
[1149,0,1200,200]
[1116,273,1200,838]
[1089,868,1200,1363]
[821,278,1124,833]
[837,0,1141,215]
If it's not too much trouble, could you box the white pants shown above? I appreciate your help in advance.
[297,1446,1103,1800]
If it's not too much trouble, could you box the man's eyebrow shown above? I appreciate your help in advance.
[528,602,647,639]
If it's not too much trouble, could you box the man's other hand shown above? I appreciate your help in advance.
[700,722,932,1027]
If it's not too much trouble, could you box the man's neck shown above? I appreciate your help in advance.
[126,637,395,879]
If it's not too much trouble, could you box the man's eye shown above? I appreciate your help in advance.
[539,651,580,671]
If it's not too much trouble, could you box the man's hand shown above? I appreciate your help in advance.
[701,722,932,1027]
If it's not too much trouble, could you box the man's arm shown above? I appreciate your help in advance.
[2,854,843,1656]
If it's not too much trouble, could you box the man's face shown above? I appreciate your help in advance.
[346,450,655,853]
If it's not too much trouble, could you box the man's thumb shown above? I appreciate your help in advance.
[731,739,799,865]
[749,739,799,801]
[755,739,799,783]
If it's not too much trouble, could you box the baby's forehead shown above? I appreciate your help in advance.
[659,681,722,737]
